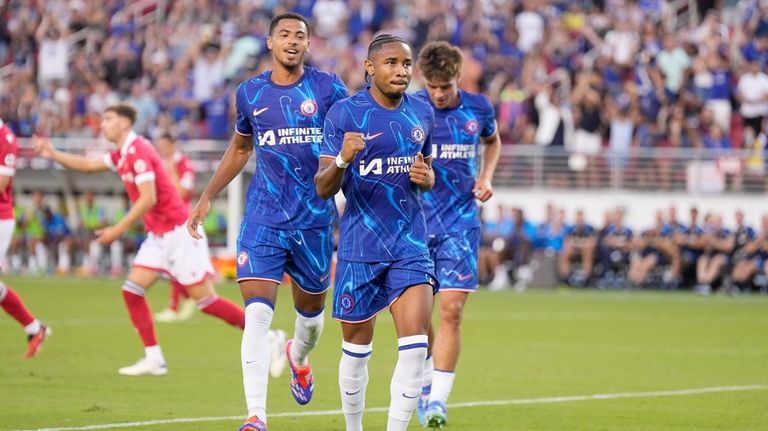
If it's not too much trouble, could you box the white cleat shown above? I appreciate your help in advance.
[269,329,288,378]
[118,358,168,376]
[154,308,179,323]
[177,299,197,321]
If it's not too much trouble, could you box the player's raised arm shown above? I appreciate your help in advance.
[315,131,365,199]
[188,132,252,239]
[32,136,109,173]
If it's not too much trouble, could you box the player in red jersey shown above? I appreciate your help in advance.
[153,133,197,323]
[33,104,245,376]
[0,118,52,358]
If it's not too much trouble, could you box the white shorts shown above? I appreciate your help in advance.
[133,223,215,287]
[0,219,13,272]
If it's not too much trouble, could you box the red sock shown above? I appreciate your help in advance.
[1,285,35,327]
[168,281,184,311]
[122,282,158,347]
[198,296,245,329]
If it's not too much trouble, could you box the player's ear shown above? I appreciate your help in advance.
[364,59,374,78]
[266,36,273,51]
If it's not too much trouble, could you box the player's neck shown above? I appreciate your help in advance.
[271,64,305,86]
[114,130,133,150]
[368,86,403,110]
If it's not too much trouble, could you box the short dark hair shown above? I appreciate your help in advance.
[269,12,311,37]
[365,33,410,82]
[418,41,463,82]
[159,132,177,143]
[105,103,137,125]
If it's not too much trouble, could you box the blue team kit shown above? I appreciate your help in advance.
[415,89,497,291]
[234,66,348,290]
[321,90,438,321]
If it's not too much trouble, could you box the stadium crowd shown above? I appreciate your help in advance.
[482,203,768,295]
[2,0,767,154]
[3,0,768,294]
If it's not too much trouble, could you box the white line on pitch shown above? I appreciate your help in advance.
[13,384,767,431]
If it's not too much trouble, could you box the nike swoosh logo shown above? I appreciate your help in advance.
[320,273,330,282]
[402,393,419,399]
[457,274,473,281]
[253,107,269,116]
[364,132,384,141]
[345,389,362,396]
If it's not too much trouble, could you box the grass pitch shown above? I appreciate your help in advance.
[1,276,767,430]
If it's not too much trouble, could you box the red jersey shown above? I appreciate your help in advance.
[0,121,18,220]
[173,152,195,204]
[103,131,189,235]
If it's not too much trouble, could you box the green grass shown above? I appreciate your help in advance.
[1,276,767,430]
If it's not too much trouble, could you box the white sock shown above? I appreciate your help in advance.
[340,341,372,431]
[24,319,41,336]
[35,242,47,272]
[145,345,166,365]
[291,307,324,367]
[89,240,102,271]
[110,241,123,271]
[422,354,433,396]
[388,335,428,431]
[430,369,456,405]
[10,254,21,272]
[242,299,274,421]
[58,242,70,272]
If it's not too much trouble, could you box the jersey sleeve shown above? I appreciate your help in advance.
[102,150,120,172]
[126,148,157,185]
[477,94,498,138]
[234,82,253,137]
[0,132,18,177]
[320,102,345,158]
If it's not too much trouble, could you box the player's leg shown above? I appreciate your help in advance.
[0,219,49,357]
[334,259,387,431]
[169,225,242,327]
[118,265,165,376]
[235,223,289,428]
[389,282,433,431]
[283,227,333,405]
[185,278,244,328]
[339,320,375,431]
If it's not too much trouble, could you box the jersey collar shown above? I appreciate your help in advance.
[120,130,139,156]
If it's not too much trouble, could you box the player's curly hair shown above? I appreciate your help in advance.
[417,41,463,82]
[364,33,410,83]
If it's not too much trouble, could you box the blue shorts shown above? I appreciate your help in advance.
[427,228,480,292]
[333,254,437,323]
[236,223,333,294]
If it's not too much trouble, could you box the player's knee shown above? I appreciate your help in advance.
[440,299,464,326]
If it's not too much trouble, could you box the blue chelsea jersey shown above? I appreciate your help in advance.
[413,90,497,234]
[321,90,435,262]
[235,66,348,229]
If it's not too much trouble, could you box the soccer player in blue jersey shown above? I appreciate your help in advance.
[186,12,348,431]
[315,34,436,431]
[412,41,502,429]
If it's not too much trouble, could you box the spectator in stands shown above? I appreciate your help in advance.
[76,191,111,276]
[695,214,734,295]
[558,209,597,287]
[736,58,768,145]
[41,205,72,274]
[731,214,768,293]
[597,208,633,289]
